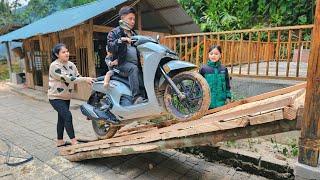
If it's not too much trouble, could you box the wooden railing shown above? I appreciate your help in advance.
[163,25,313,80]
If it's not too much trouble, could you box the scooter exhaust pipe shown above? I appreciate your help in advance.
[80,103,120,124]
[80,103,100,120]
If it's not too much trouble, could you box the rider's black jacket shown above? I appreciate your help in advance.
[107,26,140,65]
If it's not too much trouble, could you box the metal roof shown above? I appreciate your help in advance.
[0,0,126,42]
[140,0,201,33]
[0,0,200,42]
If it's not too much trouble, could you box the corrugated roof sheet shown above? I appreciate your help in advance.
[0,0,126,42]
[0,0,200,42]
[142,0,200,33]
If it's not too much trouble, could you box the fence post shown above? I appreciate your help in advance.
[298,0,320,168]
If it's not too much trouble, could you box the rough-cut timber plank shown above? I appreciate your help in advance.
[60,117,248,156]
[59,85,306,160]
[249,109,284,125]
[284,107,297,120]
[63,120,298,161]
[209,89,302,117]
[206,82,306,115]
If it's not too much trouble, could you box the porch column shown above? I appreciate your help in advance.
[295,0,320,179]
[4,41,13,81]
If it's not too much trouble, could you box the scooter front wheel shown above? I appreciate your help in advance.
[164,71,210,121]
[91,119,120,139]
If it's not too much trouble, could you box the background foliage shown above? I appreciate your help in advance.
[0,0,317,31]
[178,0,316,32]
[0,0,96,26]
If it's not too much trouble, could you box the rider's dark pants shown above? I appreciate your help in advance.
[117,61,142,100]
[49,99,75,140]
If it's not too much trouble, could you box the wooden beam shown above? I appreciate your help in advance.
[141,5,180,14]
[173,21,194,27]
[87,19,96,77]
[4,42,13,81]
[206,82,306,115]
[144,1,176,34]
[93,25,113,33]
[249,109,284,125]
[63,120,298,161]
[230,73,307,81]
[165,24,314,38]
[298,0,320,167]
[137,4,142,32]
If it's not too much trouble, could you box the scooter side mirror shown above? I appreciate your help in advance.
[156,35,160,43]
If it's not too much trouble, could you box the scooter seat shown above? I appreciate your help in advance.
[96,75,130,87]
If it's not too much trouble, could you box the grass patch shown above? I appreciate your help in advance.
[0,61,9,81]
[0,60,22,81]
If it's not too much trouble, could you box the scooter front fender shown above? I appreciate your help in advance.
[162,60,197,74]
[159,60,197,89]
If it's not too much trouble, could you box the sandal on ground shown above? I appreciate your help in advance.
[57,141,71,147]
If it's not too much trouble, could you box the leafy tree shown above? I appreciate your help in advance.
[178,0,316,32]
[0,0,96,26]
[0,0,13,26]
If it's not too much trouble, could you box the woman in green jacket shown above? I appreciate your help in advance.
[199,45,231,109]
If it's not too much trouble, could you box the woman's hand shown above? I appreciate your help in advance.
[85,77,96,85]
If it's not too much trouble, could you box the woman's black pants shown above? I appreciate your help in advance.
[49,99,75,140]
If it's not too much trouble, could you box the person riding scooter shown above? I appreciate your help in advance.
[107,6,145,104]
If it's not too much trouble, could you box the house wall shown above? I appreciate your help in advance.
[23,22,94,100]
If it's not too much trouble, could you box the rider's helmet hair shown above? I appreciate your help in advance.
[209,45,222,54]
[119,6,136,17]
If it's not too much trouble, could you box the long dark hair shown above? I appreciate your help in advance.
[209,45,222,53]
[51,43,66,62]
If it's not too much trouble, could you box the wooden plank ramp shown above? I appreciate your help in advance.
[60,83,306,161]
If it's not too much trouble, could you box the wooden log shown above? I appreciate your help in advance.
[298,0,320,167]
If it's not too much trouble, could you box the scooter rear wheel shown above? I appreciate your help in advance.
[91,119,120,139]
[164,71,210,121]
